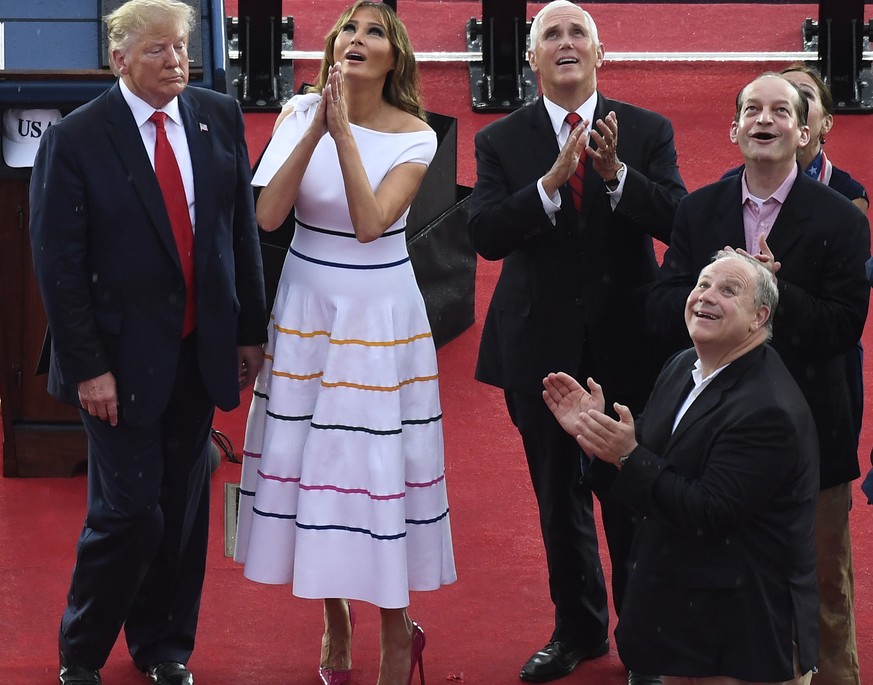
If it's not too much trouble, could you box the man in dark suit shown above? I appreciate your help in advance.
[468,1,685,682]
[544,251,819,684]
[29,1,267,684]
[648,73,869,685]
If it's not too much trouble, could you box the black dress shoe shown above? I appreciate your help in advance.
[59,652,101,685]
[144,662,194,685]
[627,673,663,685]
[519,639,609,682]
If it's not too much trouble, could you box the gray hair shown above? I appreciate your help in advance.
[105,0,194,75]
[529,1,599,51]
[712,250,779,339]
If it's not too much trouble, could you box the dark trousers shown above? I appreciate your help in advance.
[506,389,636,648]
[59,337,215,670]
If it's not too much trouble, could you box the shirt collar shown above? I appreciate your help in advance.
[543,91,599,138]
[740,163,798,205]
[691,357,729,387]
[119,79,183,129]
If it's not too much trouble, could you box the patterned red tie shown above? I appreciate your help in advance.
[150,111,196,337]
[565,112,587,212]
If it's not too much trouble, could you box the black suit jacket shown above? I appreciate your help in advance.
[603,345,819,680]
[469,93,686,411]
[30,83,267,425]
[648,171,870,488]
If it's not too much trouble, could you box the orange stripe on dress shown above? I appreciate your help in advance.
[329,332,433,346]
[321,374,439,392]
[273,324,331,338]
[273,324,432,347]
[271,370,325,381]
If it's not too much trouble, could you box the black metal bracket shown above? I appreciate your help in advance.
[801,0,873,113]
[225,0,294,111]
[466,0,538,113]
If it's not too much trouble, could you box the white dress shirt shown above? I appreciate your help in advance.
[119,79,196,231]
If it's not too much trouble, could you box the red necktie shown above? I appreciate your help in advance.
[565,112,587,212]
[150,111,196,337]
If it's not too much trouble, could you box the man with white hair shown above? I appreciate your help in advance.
[545,251,819,685]
[469,1,686,682]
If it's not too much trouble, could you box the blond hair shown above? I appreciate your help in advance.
[105,0,194,75]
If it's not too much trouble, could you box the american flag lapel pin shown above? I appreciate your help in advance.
[199,122,209,132]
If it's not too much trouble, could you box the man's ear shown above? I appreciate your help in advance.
[111,49,127,75]
[798,124,811,148]
[729,120,739,145]
[753,305,771,331]
[527,49,538,74]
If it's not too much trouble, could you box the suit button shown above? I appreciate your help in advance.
[575,298,584,306]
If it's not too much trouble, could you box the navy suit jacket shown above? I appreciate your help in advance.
[602,345,819,680]
[469,93,686,411]
[648,171,870,488]
[30,83,267,425]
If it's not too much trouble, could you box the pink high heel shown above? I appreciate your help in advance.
[407,622,426,685]
[319,602,356,685]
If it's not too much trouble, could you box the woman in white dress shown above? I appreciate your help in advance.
[234,3,456,684]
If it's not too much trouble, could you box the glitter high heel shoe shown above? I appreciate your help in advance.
[407,622,426,685]
[319,602,356,685]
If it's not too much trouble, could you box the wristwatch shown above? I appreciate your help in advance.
[605,163,626,191]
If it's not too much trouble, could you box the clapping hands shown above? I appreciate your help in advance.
[543,372,638,466]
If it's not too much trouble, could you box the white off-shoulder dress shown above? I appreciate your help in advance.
[234,93,456,608]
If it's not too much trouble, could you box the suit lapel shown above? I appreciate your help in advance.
[668,377,726,447]
[104,84,181,267]
[179,91,216,269]
[527,98,562,176]
[642,350,696,451]
[711,176,746,251]
[668,346,764,447]
[766,169,812,259]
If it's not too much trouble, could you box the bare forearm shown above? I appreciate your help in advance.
[256,130,320,231]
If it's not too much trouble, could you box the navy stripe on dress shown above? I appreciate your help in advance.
[296,218,406,238]
[289,246,410,270]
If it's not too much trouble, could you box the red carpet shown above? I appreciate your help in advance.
[2,3,873,684]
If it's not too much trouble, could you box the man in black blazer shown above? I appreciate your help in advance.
[29,1,267,684]
[468,1,685,682]
[648,73,869,685]
[545,251,819,684]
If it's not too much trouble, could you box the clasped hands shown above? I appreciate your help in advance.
[542,372,637,467]
[312,63,350,138]
[543,110,622,197]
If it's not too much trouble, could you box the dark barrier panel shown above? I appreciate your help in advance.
[466,0,537,112]
[812,0,873,111]
[226,0,295,110]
